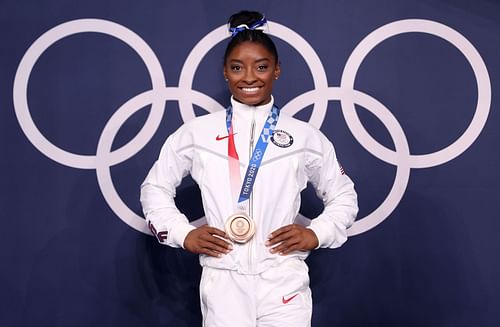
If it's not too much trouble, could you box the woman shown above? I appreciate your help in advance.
[141,10,358,327]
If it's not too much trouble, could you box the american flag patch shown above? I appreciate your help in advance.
[337,160,345,175]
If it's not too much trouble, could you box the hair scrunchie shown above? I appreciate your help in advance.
[229,17,267,37]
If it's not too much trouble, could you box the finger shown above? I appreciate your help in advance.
[195,240,228,257]
[269,237,301,254]
[197,225,226,237]
[280,242,303,255]
[266,229,297,246]
[203,237,233,254]
[212,233,233,246]
[200,230,233,248]
[205,226,227,238]
[201,239,233,254]
[210,235,234,250]
[268,224,294,239]
[198,227,222,239]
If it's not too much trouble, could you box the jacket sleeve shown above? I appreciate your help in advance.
[305,130,358,249]
[140,129,196,248]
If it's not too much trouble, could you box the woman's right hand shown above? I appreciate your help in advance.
[183,224,233,257]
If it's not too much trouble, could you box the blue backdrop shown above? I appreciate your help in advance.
[1,0,499,326]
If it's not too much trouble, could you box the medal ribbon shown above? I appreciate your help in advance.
[226,108,242,206]
[225,104,280,205]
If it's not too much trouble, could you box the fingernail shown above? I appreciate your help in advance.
[228,244,233,250]
[265,240,270,246]
[267,233,272,239]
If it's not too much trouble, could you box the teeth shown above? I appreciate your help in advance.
[241,87,260,92]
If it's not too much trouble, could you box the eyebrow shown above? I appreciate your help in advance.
[228,58,271,64]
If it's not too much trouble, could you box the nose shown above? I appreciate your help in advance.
[243,69,257,84]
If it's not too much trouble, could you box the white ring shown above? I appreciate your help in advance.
[341,19,491,168]
[96,88,178,233]
[13,19,166,169]
[281,87,411,235]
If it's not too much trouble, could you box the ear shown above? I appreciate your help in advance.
[223,67,228,81]
[274,62,281,80]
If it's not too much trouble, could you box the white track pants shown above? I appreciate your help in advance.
[200,259,312,327]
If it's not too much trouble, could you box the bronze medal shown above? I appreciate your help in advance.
[225,213,255,243]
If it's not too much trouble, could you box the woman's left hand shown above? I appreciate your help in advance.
[265,224,319,255]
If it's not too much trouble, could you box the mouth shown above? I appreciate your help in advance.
[239,86,262,94]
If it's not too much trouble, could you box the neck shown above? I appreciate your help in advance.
[231,95,274,111]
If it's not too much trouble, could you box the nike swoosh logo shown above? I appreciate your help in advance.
[282,293,299,304]
[216,133,237,141]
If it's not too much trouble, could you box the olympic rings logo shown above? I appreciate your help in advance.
[13,19,491,237]
[253,149,263,161]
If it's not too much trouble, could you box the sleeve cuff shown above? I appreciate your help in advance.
[307,218,330,249]
[169,221,196,249]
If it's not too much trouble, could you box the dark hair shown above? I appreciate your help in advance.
[224,10,279,64]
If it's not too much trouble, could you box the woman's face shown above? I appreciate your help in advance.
[224,41,280,106]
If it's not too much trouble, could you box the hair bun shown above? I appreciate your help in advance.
[227,11,267,37]
[228,10,264,28]
[224,10,278,63]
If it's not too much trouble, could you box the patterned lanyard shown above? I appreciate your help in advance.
[225,104,280,206]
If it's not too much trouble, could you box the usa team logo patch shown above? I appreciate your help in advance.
[271,129,294,148]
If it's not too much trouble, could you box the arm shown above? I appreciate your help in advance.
[266,130,358,254]
[305,132,358,249]
[140,131,196,248]
[140,129,232,256]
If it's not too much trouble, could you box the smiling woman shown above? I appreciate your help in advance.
[223,11,281,107]
[224,41,280,106]
[140,10,358,327]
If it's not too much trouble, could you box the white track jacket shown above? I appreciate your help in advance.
[141,97,358,274]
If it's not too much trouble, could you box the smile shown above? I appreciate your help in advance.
[240,86,262,93]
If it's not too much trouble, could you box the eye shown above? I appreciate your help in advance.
[231,65,241,72]
[257,65,268,71]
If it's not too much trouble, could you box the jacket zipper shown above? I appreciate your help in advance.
[248,109,256,271]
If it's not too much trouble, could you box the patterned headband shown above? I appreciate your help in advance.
[228,17,268,37]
